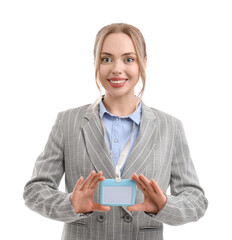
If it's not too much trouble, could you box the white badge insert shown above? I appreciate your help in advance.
[100,179,136,206]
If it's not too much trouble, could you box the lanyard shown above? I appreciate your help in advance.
[100,119,136,182]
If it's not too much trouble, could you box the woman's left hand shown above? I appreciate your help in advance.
[127,173,167,214]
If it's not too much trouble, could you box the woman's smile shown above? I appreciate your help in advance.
[108,79,128,88]
[108,77,128,88]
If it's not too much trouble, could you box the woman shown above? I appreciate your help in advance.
[23,23,208,240]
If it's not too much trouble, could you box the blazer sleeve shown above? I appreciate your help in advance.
[146,120,208,225]
[23,112,91,223]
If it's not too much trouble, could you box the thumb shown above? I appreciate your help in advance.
[127,203,145,211]
[93,203,110,212]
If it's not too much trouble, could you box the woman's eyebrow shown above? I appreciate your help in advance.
[100,52,136,56]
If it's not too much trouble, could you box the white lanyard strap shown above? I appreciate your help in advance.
[100,119,136,182]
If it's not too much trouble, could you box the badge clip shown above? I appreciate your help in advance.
[115,165,121,182]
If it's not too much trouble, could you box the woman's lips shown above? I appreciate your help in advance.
[108,78,128,88]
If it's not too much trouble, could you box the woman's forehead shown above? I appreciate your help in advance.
[101,33,136,55]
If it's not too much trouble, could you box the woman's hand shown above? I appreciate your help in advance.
[127,173,167,214]
[70,170,110,214]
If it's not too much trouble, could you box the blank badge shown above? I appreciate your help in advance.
[100,179,136,206]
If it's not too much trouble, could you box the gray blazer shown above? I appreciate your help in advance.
[23,99,208,240]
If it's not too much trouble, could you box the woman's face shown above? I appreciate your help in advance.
[99,33,144,100]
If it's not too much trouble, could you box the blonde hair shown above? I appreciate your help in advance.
[92,23,147,114]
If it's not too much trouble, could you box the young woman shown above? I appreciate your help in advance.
[23,23,208,240]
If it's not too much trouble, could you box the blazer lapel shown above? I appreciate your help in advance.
[122,101,158,179]
[82,100,115,179]
[82,99,157,180]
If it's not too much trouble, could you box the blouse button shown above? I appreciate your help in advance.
[114,139,118,143]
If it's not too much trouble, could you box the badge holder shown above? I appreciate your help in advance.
[100,179,136,206]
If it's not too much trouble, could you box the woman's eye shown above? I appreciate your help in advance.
[101,57,112,63]
[126,57,134,63]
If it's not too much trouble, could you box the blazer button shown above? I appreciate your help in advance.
[97,215,105,222]
[123,214,132,223]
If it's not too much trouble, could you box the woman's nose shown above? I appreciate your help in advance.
[112,60,123,75]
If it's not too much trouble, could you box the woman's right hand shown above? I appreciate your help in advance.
[70,170,110,214]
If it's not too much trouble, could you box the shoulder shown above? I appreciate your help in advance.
[143,104,182,130]
[59,104,91,116]
[152,107,180,122]
[144,102,180,122]
[55,103,93,126]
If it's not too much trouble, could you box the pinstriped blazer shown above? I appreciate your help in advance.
[23,98,208,240]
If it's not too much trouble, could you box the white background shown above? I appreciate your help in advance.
[1,0,231,239]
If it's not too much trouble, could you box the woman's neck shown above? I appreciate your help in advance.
[102,94,138,117]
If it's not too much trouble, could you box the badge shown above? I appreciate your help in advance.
[100,179,136,206]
